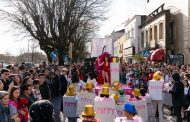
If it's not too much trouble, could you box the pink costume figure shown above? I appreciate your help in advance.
[98,55,110,84]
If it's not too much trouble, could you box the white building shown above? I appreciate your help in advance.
[112,29,125,57]
[124,15,146,62]
[113,39,119,57]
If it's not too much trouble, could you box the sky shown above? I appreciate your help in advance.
[0,0,145,56]
[97,0,145,37]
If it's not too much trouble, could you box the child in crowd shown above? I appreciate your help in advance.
[115,103,142,122]
[18,98,28,122]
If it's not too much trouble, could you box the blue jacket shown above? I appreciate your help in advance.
[0,102,12,122]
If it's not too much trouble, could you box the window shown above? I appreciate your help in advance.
[131,29,134,37]
[170,22,174,44]
[154,25,158,41]
[146,30,148,42]
[127,31,130,38]
[150,28,153,41]
[141,32,144,48]
[159,22,163,39]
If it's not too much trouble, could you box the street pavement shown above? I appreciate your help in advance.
[162,106,187,122]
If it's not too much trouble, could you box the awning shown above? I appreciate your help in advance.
[147,50,154,61]
[150,48,165,61]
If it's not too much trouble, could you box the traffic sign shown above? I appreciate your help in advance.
[63,55,69,63]
[50,51,58,59]
[143,50,150,57]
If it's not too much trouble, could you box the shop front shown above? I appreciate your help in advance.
[169,54,184,65]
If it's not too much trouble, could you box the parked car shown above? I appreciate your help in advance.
[23,62,36,68]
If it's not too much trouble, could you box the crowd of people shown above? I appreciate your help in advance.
[120,63,190,122]
[0,62,79,122]
[0,60,190,122]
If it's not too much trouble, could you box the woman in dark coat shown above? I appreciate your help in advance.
[166,73,184,122]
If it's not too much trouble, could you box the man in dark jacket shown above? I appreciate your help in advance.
[60,68,68,96]
[38,73,51,100]
[165,73,184,122]
[0,69,11,91]
[50,66,64,122]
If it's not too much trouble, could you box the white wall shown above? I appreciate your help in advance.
[113,40,119,56]
[144,15,166,48]
[125,16,142,54]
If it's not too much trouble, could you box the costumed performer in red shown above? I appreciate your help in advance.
[98,53,111,84]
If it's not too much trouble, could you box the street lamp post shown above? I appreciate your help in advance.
[69,42,73,64]
[28,40,30,62]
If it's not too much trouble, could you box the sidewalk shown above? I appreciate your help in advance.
[163,107,187,122]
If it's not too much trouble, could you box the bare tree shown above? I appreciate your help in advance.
[4,50,12,63]
[17,48,26,63]
[30,40,39,62]
[0,0,109,65]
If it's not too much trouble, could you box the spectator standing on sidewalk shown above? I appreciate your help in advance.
[38,73,51,100]
[182,79,190,120]
[164,73,184,122]
[50,66,65,122]
[0,91,20,122]
[8,74,22,93]
[0,80,4,91]
[8,86,20,121]
[0,69,11,91]
[20,83,36,108]
[32,79,42,101]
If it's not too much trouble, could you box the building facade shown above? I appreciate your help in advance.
[189,0,190,63]
[112,29,125,57]
[145,0,189,64]
[124,15,146,63]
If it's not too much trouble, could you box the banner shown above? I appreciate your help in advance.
[129,99,148,122]
[110,63,120,84]
[91,38,113,57]
[94,97,116,122]
[76,92,96,115]
[63,96,78,117]
[148,81,163,100]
